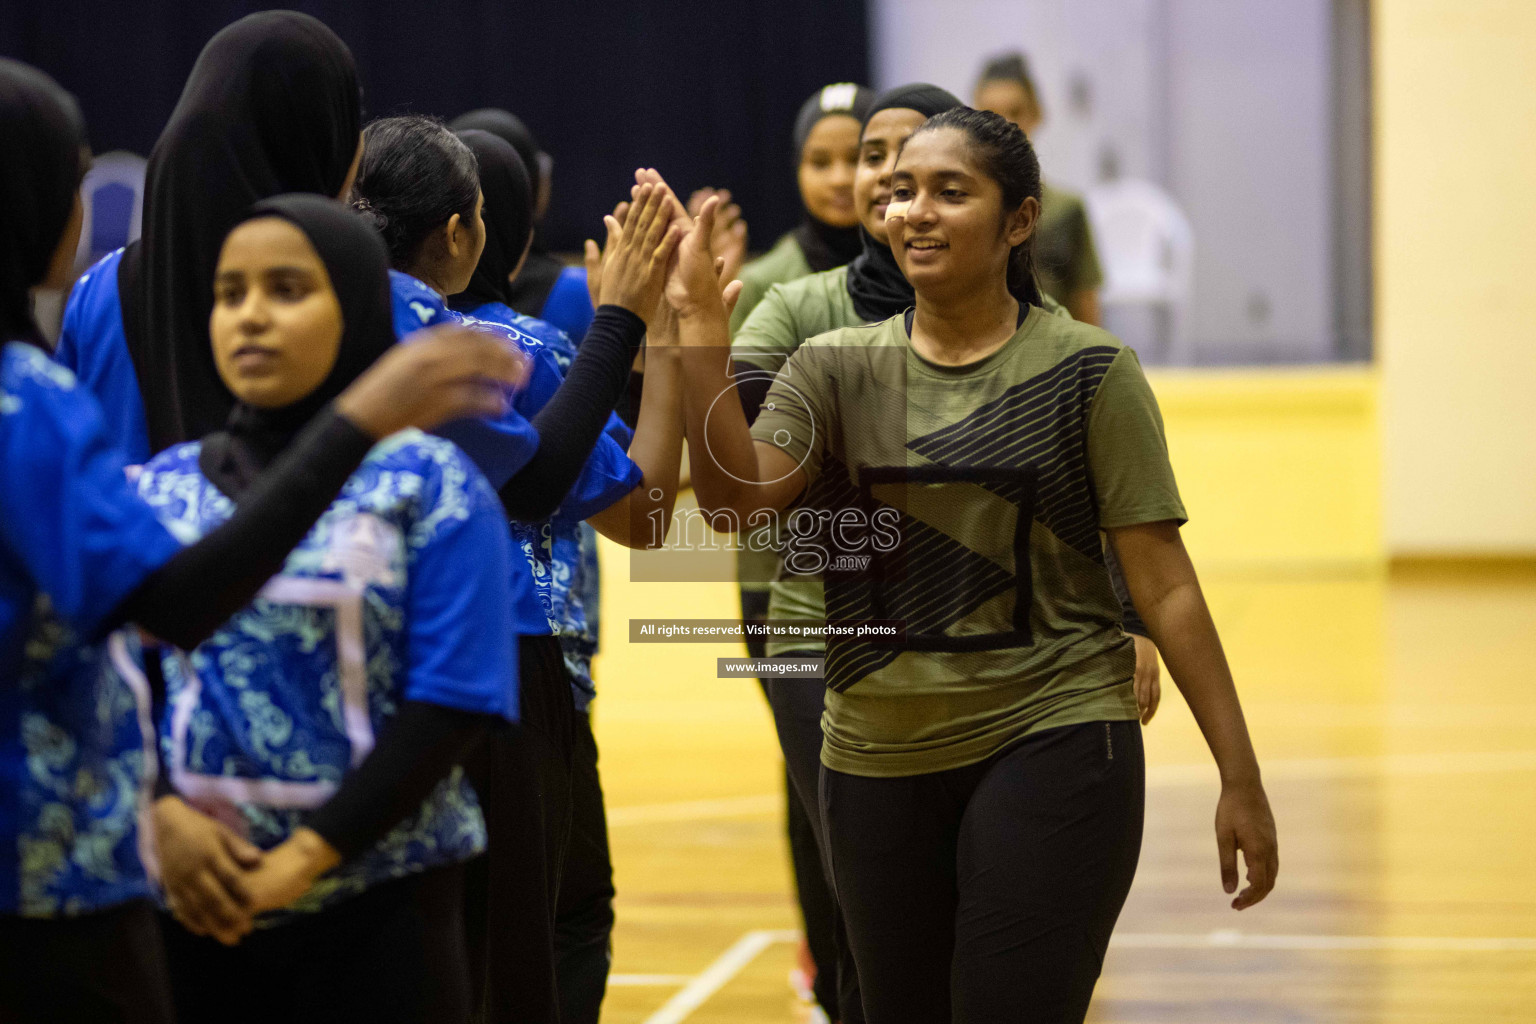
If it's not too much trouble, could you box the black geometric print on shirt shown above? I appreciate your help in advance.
[905,346,1120,561]
[824,510,1018,693]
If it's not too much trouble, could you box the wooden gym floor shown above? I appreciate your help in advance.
[589,548,1536,1023]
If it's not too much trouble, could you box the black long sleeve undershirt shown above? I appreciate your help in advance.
[497,305,646,522]
[305,701,494,861]
[113,408,375,650]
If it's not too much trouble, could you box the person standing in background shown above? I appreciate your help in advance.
[973,52,1104,326]
[728,80,875,1020]
[448,109,599,344]
[730,83,875,333]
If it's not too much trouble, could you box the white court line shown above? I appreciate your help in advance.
[607,750,1536,825]
[1112,930,1536,952]
[641,929,799,1024]
[634,928,1536,1024]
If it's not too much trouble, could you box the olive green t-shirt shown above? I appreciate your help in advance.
[730,233,814,335]
[1035,183,1104,306]
[731,266,862,632]
[730,235,819,598]
[749,309,1185,777]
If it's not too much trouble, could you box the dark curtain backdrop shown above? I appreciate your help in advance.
[1,0,870,250]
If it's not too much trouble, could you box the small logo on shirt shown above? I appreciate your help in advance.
[409,301,435,324]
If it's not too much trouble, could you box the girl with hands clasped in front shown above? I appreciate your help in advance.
[142,196,522,1024]
[665,111,1277,1024]
[0,60,524,1024]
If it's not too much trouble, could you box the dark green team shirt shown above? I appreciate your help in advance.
[749,309,1185,776]
[732,266,862,635]
[730,233,814,336]
[1036,183,1104,305]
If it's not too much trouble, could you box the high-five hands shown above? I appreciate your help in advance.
[686,187,748,285]
[593,182,683,327]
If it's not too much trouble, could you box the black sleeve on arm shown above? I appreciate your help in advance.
[305,701,492,861]
[114,408,374,650]
[498,305,646,521]
[1103,539,1150,638]
[733,361,774,426]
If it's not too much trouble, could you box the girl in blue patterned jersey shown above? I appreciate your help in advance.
[350,113,692,1024]
[0,63,525,1024]
[53,12,366,465]
[447,126,637,1024]
[137,195,522,1024]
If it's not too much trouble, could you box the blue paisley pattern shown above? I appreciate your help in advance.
[9,602,152,916]
[135,432,495,917]
[462,304,622,710]
[2,342,163,917]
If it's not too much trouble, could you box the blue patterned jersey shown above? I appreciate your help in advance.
[392,276,639,652]
[461,301,637,710]
[136,431,518,918]
[0,342,183,917]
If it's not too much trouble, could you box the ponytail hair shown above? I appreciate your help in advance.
[351,115,479,271]
[908,107,1044,307]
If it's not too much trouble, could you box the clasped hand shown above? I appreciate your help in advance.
[154,797,341,946]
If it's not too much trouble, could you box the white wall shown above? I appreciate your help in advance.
[870,0,1338,364]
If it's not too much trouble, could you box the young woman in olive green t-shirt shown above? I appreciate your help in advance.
[670,109,1277,1024]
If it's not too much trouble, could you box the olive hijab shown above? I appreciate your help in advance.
[199,195,395,500]
[0,59,85,347]
[121,11,361,453]
[843,83,962,322]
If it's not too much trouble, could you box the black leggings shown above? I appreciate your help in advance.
[554,709,616,1024]
[821,720,1145,1024]
[463,633,576,1024]
[741,590,846,1018]
[764,649,863,1024]
[0,900,174,1024]
[163,862,470,1024]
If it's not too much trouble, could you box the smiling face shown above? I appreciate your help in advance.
[211,217,343,409]
[887,126,1037,300]
[797,114,861,228]
[854,107,929,243]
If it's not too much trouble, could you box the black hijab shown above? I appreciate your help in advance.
[447,129,534,314]
[844,83,962,322]
[122,11,361,454]
[0,59,85,347]
[448,108,563,317]
[789,83,875,274]
[199,195,395,501]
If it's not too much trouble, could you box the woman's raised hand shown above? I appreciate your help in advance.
[335,325,531,439]
[664,195,732,326]
[595,182,683,325]
[686,187,748,284]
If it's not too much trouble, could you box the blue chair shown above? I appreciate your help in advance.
[75,151,146,273]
